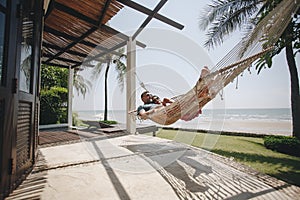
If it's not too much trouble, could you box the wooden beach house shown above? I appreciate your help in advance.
[0,0,183,198]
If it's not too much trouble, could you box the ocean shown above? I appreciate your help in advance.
[75,108,292,136]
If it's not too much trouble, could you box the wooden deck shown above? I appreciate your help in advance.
[39,123,159,146]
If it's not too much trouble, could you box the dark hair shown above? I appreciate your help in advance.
[141,91,149,99]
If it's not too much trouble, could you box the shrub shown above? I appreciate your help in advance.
[264,136,300,157]
[40,86,68,125]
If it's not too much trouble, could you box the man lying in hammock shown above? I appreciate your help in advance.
[137,91,173,120]
[136,66,211,120]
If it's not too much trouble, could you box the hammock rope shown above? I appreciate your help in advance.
[132,0,299,125]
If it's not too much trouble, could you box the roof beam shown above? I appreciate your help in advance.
[43,42,105,63]
[98,0,112,25]
[72,40,127,68]
[43,26,123,64]
[45,0,113,64]
[43,54,82,65]
[44,26,97,48]
[52,1,146,48]
[117,0,184,30]
[132,0,167,40]
[45,0,55,19]
[41,61,70,69]
[102,25,146,48]
[43,42,88,57]
[44,27,97,64]
[54,1,98,25]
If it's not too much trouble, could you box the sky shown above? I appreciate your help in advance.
[73,0,299,111]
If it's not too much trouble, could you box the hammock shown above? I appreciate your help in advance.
[133,0,299,125]
[146,47,273,125]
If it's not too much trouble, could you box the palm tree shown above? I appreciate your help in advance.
[73,69,92,98]
[199,0,300,139]
[91,48,126,121]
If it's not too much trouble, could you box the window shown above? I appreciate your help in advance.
[0,0,6,7]
[19,1,34,93]
[0,3,6,84]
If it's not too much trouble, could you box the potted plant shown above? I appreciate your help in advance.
[98,120,117,128]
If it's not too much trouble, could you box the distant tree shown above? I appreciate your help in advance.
[199,0,300,138]
[91,48,126,121]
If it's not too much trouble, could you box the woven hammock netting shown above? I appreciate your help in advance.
[138,0,300,125]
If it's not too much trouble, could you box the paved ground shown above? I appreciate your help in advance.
[6,127,300,200]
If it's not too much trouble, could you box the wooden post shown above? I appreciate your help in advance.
[126,37,137,134]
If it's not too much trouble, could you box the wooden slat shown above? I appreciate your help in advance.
[16,102,32,170]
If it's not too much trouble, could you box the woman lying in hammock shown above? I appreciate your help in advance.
[137,66,210,120]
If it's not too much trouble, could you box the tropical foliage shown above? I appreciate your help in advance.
[40,65,68,124]
[40,65,91,124]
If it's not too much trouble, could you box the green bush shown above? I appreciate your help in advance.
[264,136,300,157]
[40,86,68,125]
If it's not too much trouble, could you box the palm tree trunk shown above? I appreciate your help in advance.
[104,61,110,121]
[285,34,300,139]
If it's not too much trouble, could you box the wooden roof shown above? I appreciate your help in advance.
[42,0,184,69]
[42,0,128,68]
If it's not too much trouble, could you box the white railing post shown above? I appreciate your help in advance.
[126,37,137,134]
[68,66,74,129]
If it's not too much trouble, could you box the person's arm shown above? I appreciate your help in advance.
[162,98,174,106]
[139,108,156,120]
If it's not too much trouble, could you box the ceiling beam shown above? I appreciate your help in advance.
[41,61,70,69]
[102,25,146,48]
[43,42,88,57]
[117,0,184,30]
[98,0,112,25]
[44,0,113,64]
[43,54,82,65]
[45,0,135,65]
[44,0,55,19]
[44,25,100,47]
[52,1,146,48]
[132,0,167,40]
[72,40,127,68]
[44,27,97,64]
[54,1,98,25]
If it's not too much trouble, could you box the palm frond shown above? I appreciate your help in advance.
[200,0,263,49]
[91,61,105,80]
[74,72,92,98]
[115,60,126,91]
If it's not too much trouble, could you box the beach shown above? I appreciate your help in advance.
[75,108,292,136]
[169,119,292,136]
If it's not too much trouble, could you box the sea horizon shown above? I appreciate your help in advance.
[74,108,292,136]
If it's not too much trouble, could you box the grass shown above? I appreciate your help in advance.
[156,129,300,187]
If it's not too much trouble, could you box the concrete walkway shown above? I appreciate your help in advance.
[6,133,300,200]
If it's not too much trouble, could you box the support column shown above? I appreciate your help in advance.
[126,37,136,134]
[68,66,74,129]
